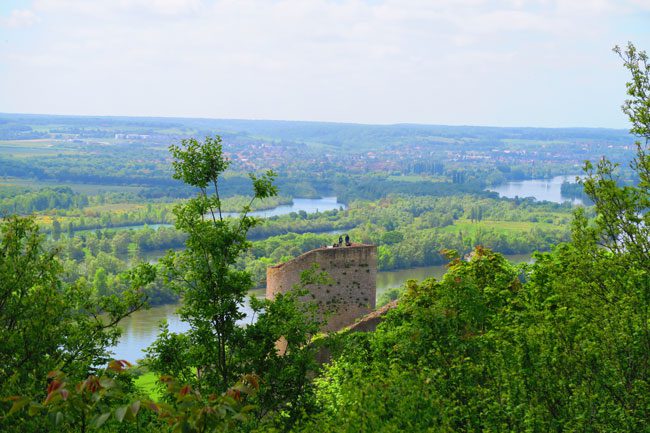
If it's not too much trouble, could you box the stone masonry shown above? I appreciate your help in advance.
[266,243,377,332]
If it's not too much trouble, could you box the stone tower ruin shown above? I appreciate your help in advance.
[266,243,377,332]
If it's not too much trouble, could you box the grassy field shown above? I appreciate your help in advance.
[0,146,77,158]
[0,139,62,147]
[439,219,559,235]
[0,139,81,156]
[0,177,144,194]
[82,203,148,213]
[133,371,162,400]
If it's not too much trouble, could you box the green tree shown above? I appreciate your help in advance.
[578,42,650,268]
[0,216,154,432]
[157,136,278,391]
[52,217,62,241]
[92,267,108,295]
[294,43,650,432]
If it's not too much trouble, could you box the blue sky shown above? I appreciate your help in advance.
[1,0,649,128]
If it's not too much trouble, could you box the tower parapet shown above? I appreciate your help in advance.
[266,243,377,332]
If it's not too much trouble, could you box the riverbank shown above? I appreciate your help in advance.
[487,174,584,205]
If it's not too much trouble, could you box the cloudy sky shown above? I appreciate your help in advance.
[1,0,649,127]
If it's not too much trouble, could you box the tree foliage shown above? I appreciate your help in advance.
[0,216,154,431]
[157,136,278,391]
[148,136,321,428]
[293,43,650,433]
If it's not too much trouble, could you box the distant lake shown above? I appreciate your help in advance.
[488,175,583,205]
[112,253,532,362]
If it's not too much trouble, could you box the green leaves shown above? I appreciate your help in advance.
[170,136,230,189]
[250,170,279,199]
[92,411,111,428]
[155,135,285,395]
[1,361,257,432]
[5,396,31,416]
[614,43,650,140]
[114,404,128,422]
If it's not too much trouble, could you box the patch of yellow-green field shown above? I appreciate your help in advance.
[0,178,144,194]
[3,150,79,157]
[0,139,80,156]
[31,203,155,226]
[134,369,200,401]
[83,203,147,213]
[440,219,558,235]
[0,139,61,148]
[134,371,163,401]
[33,215,76,226]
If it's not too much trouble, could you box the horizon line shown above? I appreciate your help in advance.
[0,111,632,132]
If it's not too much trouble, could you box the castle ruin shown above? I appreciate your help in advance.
[266,243,377,332]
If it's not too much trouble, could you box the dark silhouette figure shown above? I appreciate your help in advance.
[345,234,351,246]
[338,235,343,247]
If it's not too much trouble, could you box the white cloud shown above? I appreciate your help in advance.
[1,9,40,28]
[1,0,649,126]
[34,0,203,17]
[128,0,203,15]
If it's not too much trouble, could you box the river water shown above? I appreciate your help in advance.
[487,174,583,205]
[226,197,343,218]
[112,253,533,362]
[74,197,345,237]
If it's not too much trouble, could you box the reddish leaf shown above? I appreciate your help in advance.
[178,385,191,397]
[226,388,241,402]
[108,359,132,372]
[84,376,101,393]
[244,374,259,390]
[147,401,160,414]
[46,380,63,395]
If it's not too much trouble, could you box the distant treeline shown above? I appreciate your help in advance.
[0,186,88,215]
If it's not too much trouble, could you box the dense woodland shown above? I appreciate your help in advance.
[1,43,649,432]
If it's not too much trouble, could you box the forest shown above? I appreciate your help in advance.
[0,43,649,432]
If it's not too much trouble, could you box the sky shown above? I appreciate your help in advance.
[1,0,649,128]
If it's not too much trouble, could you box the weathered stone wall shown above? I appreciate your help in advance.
[266,244,377,332]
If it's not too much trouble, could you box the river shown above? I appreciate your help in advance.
[487,174,583,205]
[225,197,343,218]
[112,253,533,362]
[71,197,345,236]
